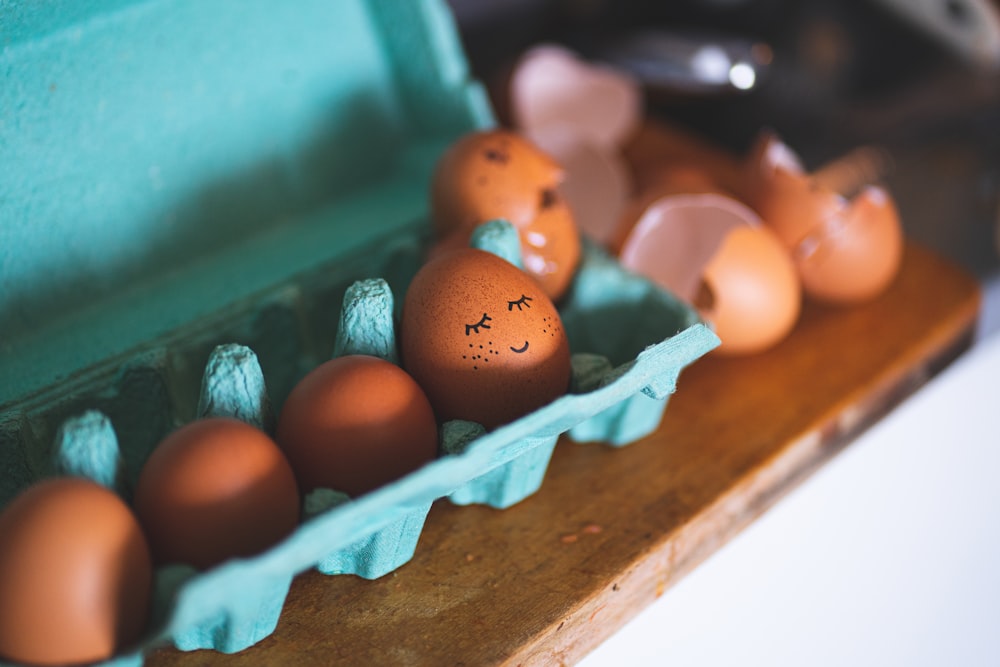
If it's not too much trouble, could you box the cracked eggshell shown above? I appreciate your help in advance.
[401,248,571,430]
[748,132,904,304]
[276,355,439,498]
[745,131,829,248]
[619,194,800,356]
[608,165,730,256]
[526,124,632,247]
[0,477,152,666]
[794,185,904,303]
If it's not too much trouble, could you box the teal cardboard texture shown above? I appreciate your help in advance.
[198,344,274,432]
[0,0,493,408]
[314,504,433,579]
[52,411,126,492]
[470,218,525,268]
[170,572,294,654]
[448,435,559,508]
[333,278,398,363]
[0,0,720,663]
[558,241,715,444]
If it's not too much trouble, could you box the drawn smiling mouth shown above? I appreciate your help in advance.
[510,341,530,354]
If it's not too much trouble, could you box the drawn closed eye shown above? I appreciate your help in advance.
[507,294,533,311]
[465,313,492,336]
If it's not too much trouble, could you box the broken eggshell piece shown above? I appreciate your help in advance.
[748,133,904,304]
[618,193,800,356]
[793,185,903,304]
[527,124,632,248]
[506,44,643,249]
[508,44,643,151]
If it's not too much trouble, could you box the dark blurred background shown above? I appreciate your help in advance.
[447,0,1000,282]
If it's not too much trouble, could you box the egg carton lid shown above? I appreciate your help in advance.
[0,0,493,409]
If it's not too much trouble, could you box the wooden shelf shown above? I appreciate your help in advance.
[148,125,981,667]
[148,242,980,667]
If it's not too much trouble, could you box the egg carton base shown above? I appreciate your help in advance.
[315,502,432,578]
[448,435,559,509]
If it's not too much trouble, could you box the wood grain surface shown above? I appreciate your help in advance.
[147,126,982,667]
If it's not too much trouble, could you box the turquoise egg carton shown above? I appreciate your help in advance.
[3,237,717,664]
[0,0,719,664]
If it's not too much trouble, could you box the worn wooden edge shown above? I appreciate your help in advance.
[144,241,981,667]
[521,335,978,667]
[511,245,981,666]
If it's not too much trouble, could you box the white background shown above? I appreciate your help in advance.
[580,280,1000,667]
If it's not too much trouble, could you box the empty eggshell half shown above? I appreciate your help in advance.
[619,193,800,355]
[619,194,746,302]
[747,132,904,304]
[746,132,838,247]
[509,44,642,151]
[527,124,632,246]
[794,185,903,303]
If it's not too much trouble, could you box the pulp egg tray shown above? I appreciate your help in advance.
[0,0,719,664]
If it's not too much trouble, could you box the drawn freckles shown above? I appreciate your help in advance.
[466,339,500,369]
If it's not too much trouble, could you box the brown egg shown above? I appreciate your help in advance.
[747,133,903,304]
[431,129,582,300]
[401,248,572,429]
[134,418,300,570]
[0,477,152,666]
[276,355,439,497]
[618,194,800,356]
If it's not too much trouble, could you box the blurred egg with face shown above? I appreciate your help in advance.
[401,248,572,429]
[746,132,903,303]
[134,418,300,570]
[618,193,801,356]
[0,477,152,666]
[276,355,439,497]
[431,129,582,301]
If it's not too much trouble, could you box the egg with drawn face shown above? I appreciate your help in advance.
[401,248,572,429]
